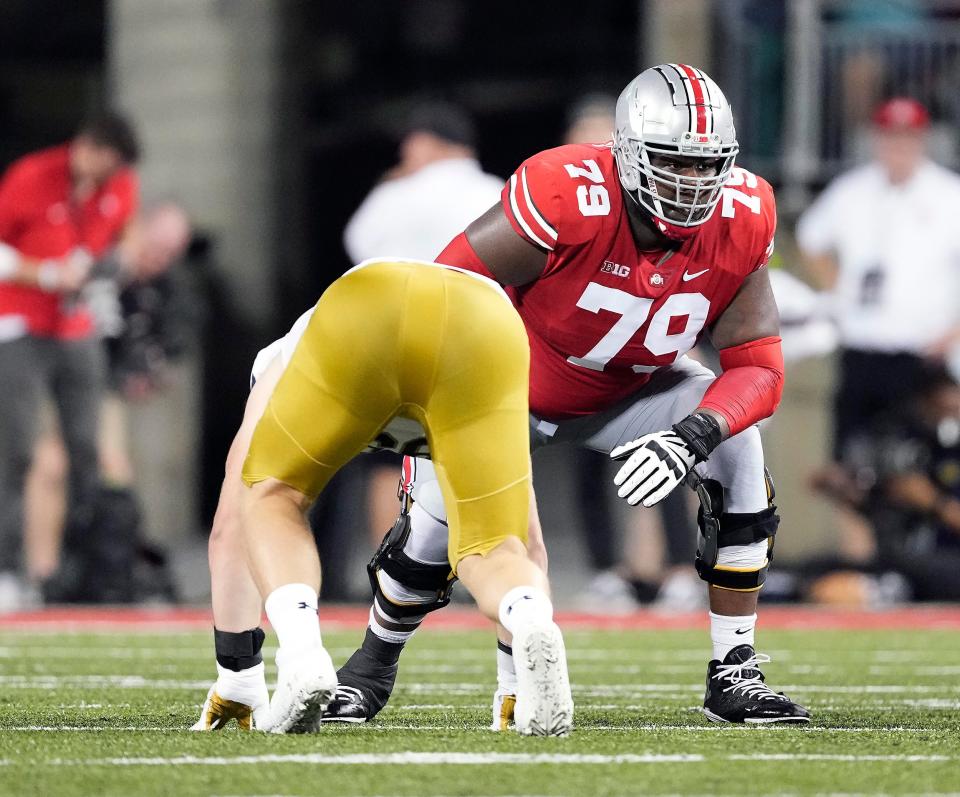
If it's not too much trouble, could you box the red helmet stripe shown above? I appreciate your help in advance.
[678,63,707,134]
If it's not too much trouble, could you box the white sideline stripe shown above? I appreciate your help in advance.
[9,726,166,732]
[0,676,213,689]
[870,666,960,676]
[3,652,956,680]
[3,723,943,734]
[812,702,960,710]
[400,683,960,696]
[2,641,951,663]
[3,675,959,698]
[53,752,704,766]
[728,754,951,762]
[32,752,955,767]
[210,791,960,797]
[3,646,956,678]
[367,724,938,734]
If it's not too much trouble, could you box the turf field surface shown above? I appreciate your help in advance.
[1,606,959,797]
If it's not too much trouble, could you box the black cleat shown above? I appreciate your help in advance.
[703,644,810,724]
[321,647,398,724]
[322,685,374,724]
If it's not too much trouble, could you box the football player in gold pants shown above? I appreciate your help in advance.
[235,259,572,735]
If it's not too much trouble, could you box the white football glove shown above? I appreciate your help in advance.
[611,431,696,507]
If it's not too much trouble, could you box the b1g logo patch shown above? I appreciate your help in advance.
[600,260,630,278]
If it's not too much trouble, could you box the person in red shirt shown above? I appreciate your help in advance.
[0,112,140,607]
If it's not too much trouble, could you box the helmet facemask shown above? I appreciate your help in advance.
[614,130,738,232]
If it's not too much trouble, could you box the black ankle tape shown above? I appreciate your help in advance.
[497,640,513,655]
[214,627,265,671]
[363,627,404,666]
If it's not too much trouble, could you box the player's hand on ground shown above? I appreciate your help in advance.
[610,430,696,507]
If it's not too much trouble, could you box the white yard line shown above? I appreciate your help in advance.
[728,754,951,762]
[3,723,945,734]
[27,752,953,767]
[2,675,958,699]
[5,646,956,679]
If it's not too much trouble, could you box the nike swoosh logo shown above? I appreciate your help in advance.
[682,268,709,282]
[734,628,750,635]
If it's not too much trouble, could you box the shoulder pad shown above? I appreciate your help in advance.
[501,144,618,250]
[715,167,777,273]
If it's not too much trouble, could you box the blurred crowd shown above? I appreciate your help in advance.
[1,12,959,612]
[0,113,200,609]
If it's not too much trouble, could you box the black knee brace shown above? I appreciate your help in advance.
[367,510,455,618]
[692,469,780,592]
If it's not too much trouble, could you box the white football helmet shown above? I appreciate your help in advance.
[613,64,738,240]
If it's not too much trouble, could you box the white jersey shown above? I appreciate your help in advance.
[796,160,960,353]
[343,157,502,263]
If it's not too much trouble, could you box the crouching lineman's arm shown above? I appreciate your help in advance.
[611,268,784,507]
[611,268,784,618]
[192,356,286,731]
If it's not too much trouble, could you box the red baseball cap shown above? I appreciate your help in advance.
[872,97,930,130]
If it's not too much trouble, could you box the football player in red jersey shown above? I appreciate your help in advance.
[325,64,809,726]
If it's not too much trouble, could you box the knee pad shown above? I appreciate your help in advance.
[367,509,455,619]
[693,470,780,592]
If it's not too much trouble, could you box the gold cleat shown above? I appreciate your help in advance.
[490,690,516,732]
[191,687,255,731]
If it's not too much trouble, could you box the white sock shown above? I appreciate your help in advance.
[215,661,268,706]
[496,641,517,693]
[710,611,757,661]
[264,583,322,651]
[497,586,553,635]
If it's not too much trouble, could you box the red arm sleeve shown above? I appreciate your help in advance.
[697,336,785,436]
[436,232,499,282]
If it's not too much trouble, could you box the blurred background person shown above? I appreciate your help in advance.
[801,96,958,462]
[809,364,960,604]
[25,202,196,603]
[340,101,503,560]
[0,111,140,610]
[3,1,958,609]
[344,101,503,264]
[796,97,960,565]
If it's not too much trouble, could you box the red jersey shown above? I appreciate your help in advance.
[465,143,775,419]
[0,144,139,339]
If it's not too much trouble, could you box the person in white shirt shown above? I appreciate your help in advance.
[343,102,503,264]
[796,97,960,459]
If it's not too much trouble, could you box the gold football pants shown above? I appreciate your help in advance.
[242,260,531,570]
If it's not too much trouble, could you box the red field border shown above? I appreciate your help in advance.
[1,604,959,631]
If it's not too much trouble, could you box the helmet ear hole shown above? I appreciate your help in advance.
[619,164,641,192]
[613,134,642,192]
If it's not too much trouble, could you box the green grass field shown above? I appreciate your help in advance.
[1,616,959,797]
